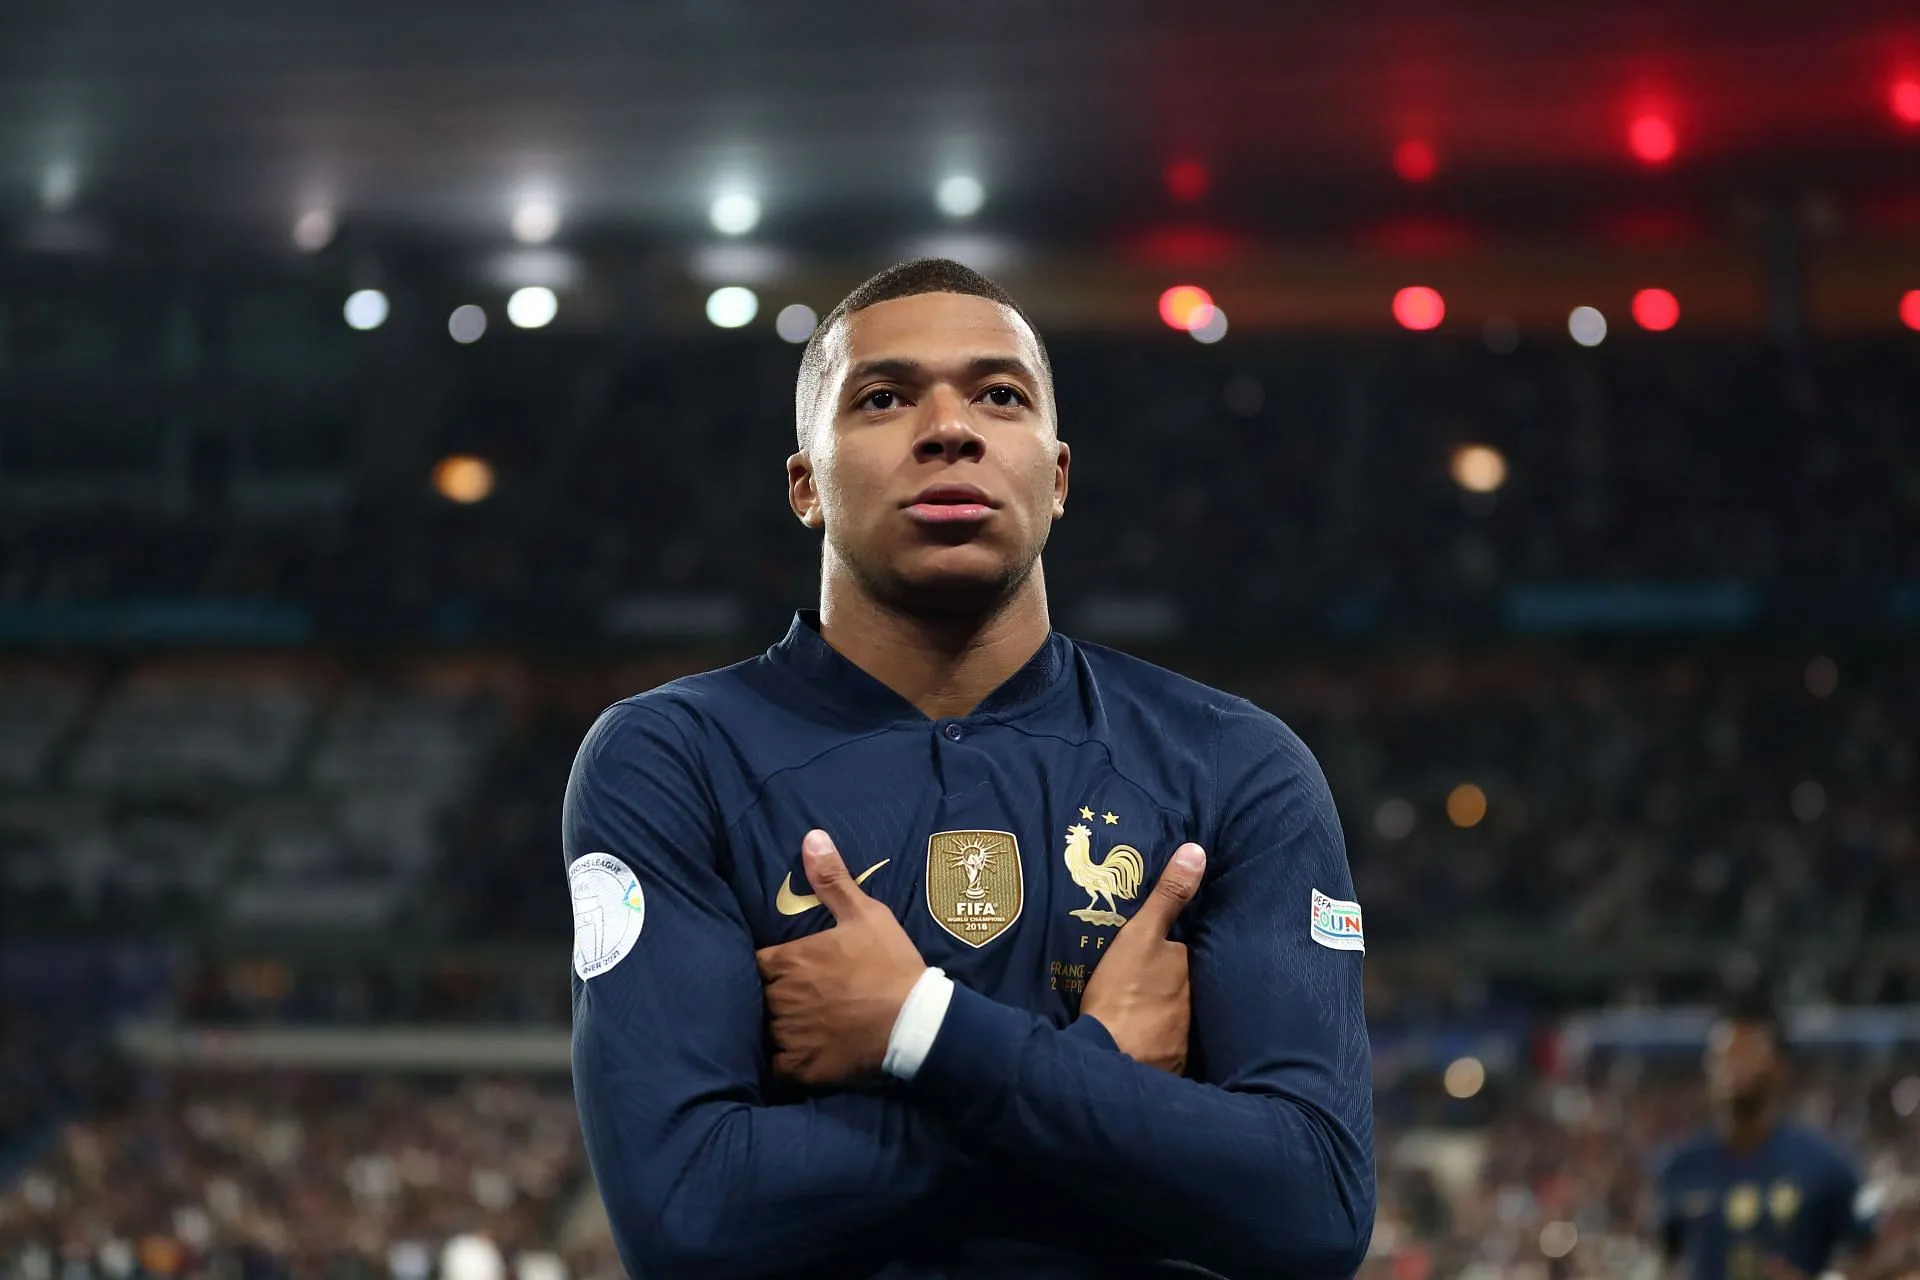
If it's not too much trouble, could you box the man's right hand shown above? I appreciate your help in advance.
[1078,843,1206,1074]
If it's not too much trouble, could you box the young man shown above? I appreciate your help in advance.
[565,259,1375,1279]
[1652,991,1878,1280]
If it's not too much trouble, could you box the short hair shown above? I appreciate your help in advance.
[793,258,1054,449]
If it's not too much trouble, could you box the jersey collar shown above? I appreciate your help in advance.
[769,609,1071,727]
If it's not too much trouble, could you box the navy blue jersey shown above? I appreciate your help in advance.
[1654,1122,1875,1280]
[565,611,1375,1280]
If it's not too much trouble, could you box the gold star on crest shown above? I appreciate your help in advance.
[1102,811,1119,825]
[1078,806,1094,820]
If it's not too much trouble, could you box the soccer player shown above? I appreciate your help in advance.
[1652,991,1878,1280]
[565,259,1374,1278]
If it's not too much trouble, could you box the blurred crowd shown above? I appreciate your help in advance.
[2,1047,1913,1280]
[1259,649,1920,960]
[1367,1057,1920,1280]
[3,334,1918,640]
[0,1071,608,1280]
[457,646,1920,998]
[7,319,1920,1274]
[5,645,1916,1007]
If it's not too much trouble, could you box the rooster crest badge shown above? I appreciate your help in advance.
[1063,821,1144,927]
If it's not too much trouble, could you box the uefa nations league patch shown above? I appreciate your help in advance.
[570,853,646,979]
[1310,888,1365,952]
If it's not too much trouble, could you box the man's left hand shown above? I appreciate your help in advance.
[755,829,928,1088]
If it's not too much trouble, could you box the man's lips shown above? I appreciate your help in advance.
[904,484,995,524]
[905,502,993,524]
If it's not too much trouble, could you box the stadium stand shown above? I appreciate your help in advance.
[3,334,1916,1276]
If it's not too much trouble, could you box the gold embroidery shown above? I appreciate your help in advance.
[925,831,1023,947]
[1063,822,1143,927]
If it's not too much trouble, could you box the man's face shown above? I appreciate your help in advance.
[1705,1019,1779,1114]
[789,292,1069,613]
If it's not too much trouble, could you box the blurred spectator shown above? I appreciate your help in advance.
[0,1072,587,1280]
[2,1049,1911,1279]
[4,647,1915,986]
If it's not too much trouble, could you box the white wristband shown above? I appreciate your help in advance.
[882,967,955,1081]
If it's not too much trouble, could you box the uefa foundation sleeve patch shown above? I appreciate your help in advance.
[1310,888,1365,952]
[571,853,647,979]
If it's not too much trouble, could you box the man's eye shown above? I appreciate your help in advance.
[983,386,1025,407]
[861,390,901,411]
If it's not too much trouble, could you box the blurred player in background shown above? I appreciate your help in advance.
[564,259,1374,1278]
[1653,990,1879,1280]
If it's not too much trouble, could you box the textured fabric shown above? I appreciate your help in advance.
[566,610,1375,1278]
[1654,1121,1875,1280]
[885,967,957,1081]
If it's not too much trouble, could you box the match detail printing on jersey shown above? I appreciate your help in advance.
[570,852,646,979]
[1311,888,1365,952]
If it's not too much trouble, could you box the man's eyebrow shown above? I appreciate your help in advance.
[844,358,924,386]
[843,355,1037,386]
[963,356,1039,383]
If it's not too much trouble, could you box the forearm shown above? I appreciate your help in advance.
[900,983,1373,1280]
[565,703,962,1279]
[579,1071,956,1279]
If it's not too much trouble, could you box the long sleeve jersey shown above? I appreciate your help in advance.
[565,610,1375,1279]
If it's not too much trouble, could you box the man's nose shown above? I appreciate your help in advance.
[914,387,985,462]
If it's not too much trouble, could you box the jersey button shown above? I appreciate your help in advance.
[942,722,964,741]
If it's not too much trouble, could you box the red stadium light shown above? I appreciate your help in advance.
[1392,140,1439,183]
[1392,286,1445,331]
[1158,284,1215,331]
[1632,288,1681,332]
[1901,290,1920,332]
[1628,114,1676,165]
[1164,159,1210,203]
[1894,79,1920,126]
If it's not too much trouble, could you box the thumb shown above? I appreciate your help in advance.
[801,829,868,920]
[1125,843,1206,937]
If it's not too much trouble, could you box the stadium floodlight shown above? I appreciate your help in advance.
[1629,114,1676,165]
[1393,286,1445,331]
[706,286,759,328]
[775,303,818,343]
[1158,285,1214,332]
[1190,306,1228,344]
[513,199,561,245]
[433,455,495,504]
[709,193,761,236]
[343,289,389,331]
[448,304,488,344]
[292,209,335,252]
[1632,288,1680,331]
[1895,79,1920,126]
[1568,305,1608,347]
[507,286,558,329]
[40,161,78,211]
[935,175,985,219]
[1450,444,1508,494]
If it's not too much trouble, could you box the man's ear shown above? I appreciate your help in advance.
[1051,439,1070,520]
[787,451,824,528]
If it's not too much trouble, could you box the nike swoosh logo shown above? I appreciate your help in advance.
[774,859,890,916]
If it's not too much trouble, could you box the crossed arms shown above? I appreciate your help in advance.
[565,700,1375,1279]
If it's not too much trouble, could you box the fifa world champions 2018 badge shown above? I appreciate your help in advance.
[926,830,1023,947]
[571,853,646,979]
